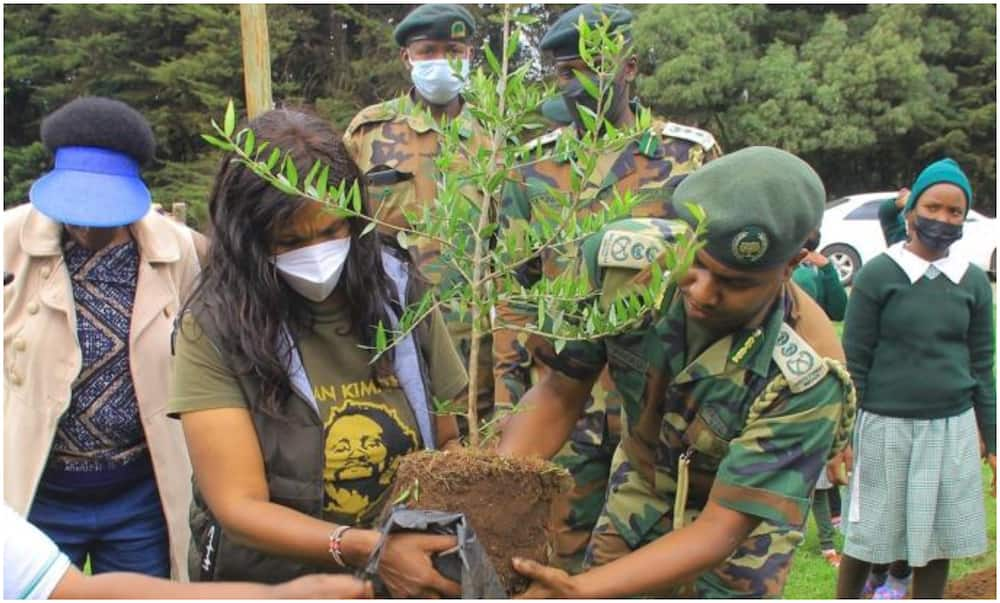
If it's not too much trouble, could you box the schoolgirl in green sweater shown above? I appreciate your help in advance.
[837,159,996,598]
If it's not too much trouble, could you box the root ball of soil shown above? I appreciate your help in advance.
[386,448,571,595]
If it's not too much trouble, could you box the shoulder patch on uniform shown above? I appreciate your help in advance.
[773,323,829,393]
[662,122,717,151]
[597,229,668,270]
[523,128,563,153]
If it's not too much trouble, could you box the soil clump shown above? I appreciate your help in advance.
[387,448,570,595]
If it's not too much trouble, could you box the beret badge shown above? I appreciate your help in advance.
[732,227,769,264]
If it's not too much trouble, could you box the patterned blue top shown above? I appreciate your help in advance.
[43,237,151,489]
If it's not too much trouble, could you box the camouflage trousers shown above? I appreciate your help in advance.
[492,326,622,574]
[585,506,804,597]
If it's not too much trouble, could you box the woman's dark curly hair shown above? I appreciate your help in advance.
[184,108,408,414]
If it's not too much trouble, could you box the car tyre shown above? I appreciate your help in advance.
[822,244,862,286]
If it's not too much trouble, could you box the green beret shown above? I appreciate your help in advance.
[671,146,825,271]
[540,4,633,61]
[394,4,476,47]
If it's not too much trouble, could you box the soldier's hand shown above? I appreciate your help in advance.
[512,557,579,598]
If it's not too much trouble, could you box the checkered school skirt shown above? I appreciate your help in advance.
[841,408,987,567]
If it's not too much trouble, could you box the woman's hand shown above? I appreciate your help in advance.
[804,250,829,267]
[378,532,462,598]
[512,557,580,598]
[826,446,853,486]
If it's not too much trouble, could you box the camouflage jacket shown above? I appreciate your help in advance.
[501,117,720,277]
[493,116,721,406]
[555,219,855,596]
[343,90,491,286]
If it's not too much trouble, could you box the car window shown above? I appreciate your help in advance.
[845,200,885,220]
[826,196,853,209]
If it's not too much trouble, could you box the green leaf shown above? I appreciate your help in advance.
[304,159,322,192]
[361,221,377,237]
[577,16,592,63]
[316,166,330,201]
[224,100,236,137]
[506,29,520,60]
[266,149,281,171]
[574,70,600,101]
[349,180,362,213]
[200,134,233,150]
[283,156,298,188]
[484,44,501,75]
[242,128,255,156]
[576,105,598,135]
[512,12,539,25]
[685,202,707,223]
[375,322,387,352]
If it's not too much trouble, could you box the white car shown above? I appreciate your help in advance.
[819,192,997,285]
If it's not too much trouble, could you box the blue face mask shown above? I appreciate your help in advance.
[410,59,469,105]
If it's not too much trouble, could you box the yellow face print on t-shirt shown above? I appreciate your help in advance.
[322,400,418,522]
[329,415,390,481]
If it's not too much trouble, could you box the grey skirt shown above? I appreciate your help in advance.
[841,408,987,566]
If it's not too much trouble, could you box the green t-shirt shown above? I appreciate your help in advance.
[169,296,468,526]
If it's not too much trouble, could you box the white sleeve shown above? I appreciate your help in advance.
[3,503,72,599]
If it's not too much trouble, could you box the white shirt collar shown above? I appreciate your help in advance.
[885,241,969,285]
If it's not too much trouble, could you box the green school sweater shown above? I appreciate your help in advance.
[792,262,848,321]
[843,253,996,453]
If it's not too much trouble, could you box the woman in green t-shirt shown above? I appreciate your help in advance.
[169,108,468,597]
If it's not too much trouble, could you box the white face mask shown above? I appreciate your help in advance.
[410,58,469,105]
[272,238,351,302]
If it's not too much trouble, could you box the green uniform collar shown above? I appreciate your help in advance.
[664,287,787,383]
[389,89,476,138]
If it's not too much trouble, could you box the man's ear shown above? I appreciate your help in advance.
[399,47,410,70]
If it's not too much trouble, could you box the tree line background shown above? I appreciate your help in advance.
[4,4,996,227]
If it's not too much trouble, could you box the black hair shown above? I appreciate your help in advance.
[183,108,412,414]
[40,97,156,165]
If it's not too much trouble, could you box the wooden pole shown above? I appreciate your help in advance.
[239,4,273,119]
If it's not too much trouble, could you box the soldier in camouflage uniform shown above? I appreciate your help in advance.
[491,4,721,572]
[500,147,857,598]
[343,4,494,429]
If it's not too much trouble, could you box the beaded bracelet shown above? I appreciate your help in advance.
[328,525,353,568]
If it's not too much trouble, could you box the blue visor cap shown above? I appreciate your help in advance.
[29,146,152,227]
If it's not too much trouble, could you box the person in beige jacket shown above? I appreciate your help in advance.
[4,97,203,580]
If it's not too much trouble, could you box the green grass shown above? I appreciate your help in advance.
[784,465,997,598]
